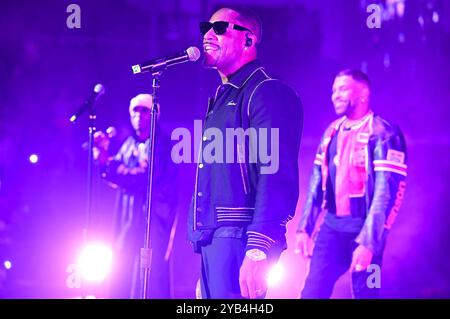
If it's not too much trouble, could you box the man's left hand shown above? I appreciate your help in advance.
[350,244,373,272]
[239,256,269,299]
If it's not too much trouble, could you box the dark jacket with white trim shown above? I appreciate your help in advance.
[297,113,407,255]
[188,60,303,255]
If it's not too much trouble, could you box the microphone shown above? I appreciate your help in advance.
[69,83,105,123]
[132,46,201,74]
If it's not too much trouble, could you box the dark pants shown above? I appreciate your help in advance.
[200,235,246,299]
[200,227,282,299]
[302,223,383,299]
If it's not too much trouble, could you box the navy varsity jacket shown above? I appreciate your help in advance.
[188,60,303,255]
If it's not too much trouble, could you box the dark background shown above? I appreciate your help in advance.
[0,0,449,298]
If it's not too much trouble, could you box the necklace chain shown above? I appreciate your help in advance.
[343,111,372,130]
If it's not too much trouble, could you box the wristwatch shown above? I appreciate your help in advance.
[246,249,267,262]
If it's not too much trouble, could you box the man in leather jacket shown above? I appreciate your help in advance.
[295,69,407,298]
[189,7,303,299]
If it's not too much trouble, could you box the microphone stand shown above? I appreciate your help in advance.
[70,85,103,248]
[85,106,96,244]
[78,103,97,299]
[140,70,161,299]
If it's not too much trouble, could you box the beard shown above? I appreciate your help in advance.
[334,100,352,116]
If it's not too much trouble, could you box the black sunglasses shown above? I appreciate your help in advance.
[200,21,253,36]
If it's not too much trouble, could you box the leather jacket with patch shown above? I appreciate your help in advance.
[297,113,407,255]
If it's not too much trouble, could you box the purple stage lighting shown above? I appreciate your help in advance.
[77,243,113,283]
[28,154,39,164]
[3,260,12,270]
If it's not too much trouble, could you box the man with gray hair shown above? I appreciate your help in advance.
[94,93,177,298]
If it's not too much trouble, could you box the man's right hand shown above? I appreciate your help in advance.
[93,131,110,164]
[294,232,313,258]
[94,131,110,150]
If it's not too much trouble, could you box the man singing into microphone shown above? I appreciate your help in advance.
[188,7,303,299]
[94,93,177,298]
[295,69,407,298]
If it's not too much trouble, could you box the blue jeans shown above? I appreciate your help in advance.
[302,223,383,299]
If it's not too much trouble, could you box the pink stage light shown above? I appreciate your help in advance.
[267,262,284,287]
[77,243,113,282]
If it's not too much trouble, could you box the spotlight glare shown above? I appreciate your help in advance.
[77,243,113,282]
[29,154,39,164]
[267,263,284,287]
[4,260,12,270]
[418,16,425,27]
[432,12,439,24]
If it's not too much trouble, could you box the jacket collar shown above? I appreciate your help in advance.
[225,59,264,89]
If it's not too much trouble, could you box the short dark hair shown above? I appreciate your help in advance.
[223,6,262,43]
[336,69,371,88]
